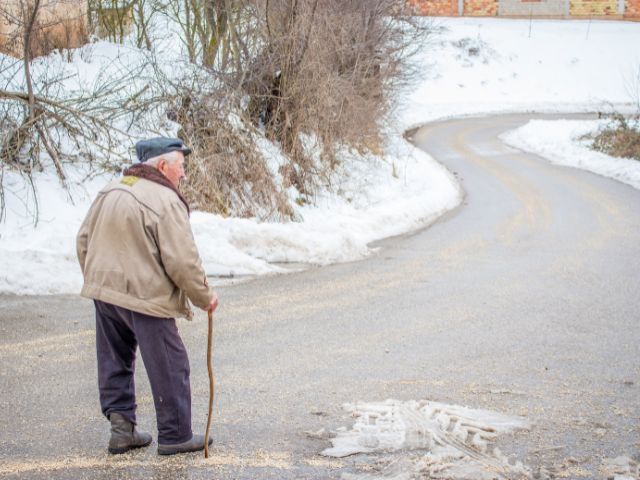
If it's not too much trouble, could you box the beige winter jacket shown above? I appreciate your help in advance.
[76,175,213,320]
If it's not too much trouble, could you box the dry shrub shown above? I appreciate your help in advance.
[151,0,431,216]
[591,113,640,161]
[244,0,430,196]
[168,91,293,220]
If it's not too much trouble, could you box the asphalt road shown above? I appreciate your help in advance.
[1,114,639,479]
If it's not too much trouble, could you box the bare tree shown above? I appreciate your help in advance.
[151,0,433,215]
[88,0,135,44]
[166,0,247,69]
[1,0,67,181]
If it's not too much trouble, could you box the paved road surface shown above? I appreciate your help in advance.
[1,114,639,479]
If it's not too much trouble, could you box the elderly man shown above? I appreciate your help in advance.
[76,137,219,455]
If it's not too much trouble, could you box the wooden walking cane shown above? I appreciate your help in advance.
[204,309,215,458]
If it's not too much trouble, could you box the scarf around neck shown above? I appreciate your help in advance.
[123,163,190,215]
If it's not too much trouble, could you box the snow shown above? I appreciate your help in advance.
[0,167,110,295]
[193,136,459,277]
[321,399,533,480]
[2,18,640,295]
[397,18,640,131]
[501,119,640,191]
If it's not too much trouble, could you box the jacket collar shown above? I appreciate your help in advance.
[123,163,190,215]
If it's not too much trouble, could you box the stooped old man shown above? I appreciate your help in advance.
[76,137,219,455]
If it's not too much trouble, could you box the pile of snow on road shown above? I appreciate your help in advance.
[322,399,533,480]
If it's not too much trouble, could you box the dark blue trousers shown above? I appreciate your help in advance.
[94,300,192,444]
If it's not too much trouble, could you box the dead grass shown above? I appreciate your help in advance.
[590,113,640,161]
[0,1,89,59]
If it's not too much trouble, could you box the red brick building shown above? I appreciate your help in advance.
[408,0,640,18]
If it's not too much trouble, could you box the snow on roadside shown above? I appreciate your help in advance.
[194,135,460,275]
[0,134,460,294]
[501,119,640,191]
[0,166,111,295]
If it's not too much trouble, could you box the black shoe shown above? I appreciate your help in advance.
[108,412,152,454]
[157,434,213,455]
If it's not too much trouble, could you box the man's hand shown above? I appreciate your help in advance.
[205,292,219,313]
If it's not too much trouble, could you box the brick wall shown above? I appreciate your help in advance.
[499,0,566,15]
[408,0,460,15]
[624,0,640,16]
[409,0,638,16]
[570,0,619,15]
[464,0,499,15]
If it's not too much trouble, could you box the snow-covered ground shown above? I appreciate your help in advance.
[1,18,640,295]
[502,119,640,191]
[398,18,640,130]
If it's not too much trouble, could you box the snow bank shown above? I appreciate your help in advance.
[193,135,460,276]
[501,119,640,191]
[0,167,109,295]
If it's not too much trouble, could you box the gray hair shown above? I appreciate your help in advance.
[145,150,183,167]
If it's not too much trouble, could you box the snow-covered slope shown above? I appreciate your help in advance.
[398,18,640,130]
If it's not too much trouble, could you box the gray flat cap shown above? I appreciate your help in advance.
[135,137,192,163]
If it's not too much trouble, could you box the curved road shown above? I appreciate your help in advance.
[1,114,639,479]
